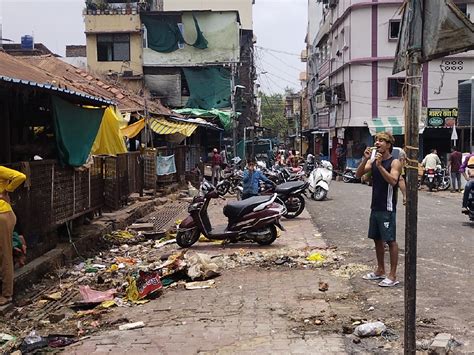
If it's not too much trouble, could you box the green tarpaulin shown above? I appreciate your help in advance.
[142,14,208,53]
[191,15,208,49]
[52,96,104,167]
[183,67,231,110]
[174,108,238,132]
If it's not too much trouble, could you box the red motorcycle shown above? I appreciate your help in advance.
[176,181,286,248]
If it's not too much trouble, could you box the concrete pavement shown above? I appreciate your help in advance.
[68,199,361,354]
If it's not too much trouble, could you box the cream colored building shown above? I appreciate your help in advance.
[162,0,254,30]
[85,13,143,86]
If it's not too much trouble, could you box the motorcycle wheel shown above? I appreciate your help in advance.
[282,195,305,219]
[427,180,433,192]
[312,187,327,201]
[254,225,277,245]
[216,181,230,196]
[176,229,200,248]
[342,171,354,183]
[438,177,451,191]
[236,188,242,201]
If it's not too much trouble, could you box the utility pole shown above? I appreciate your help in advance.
[403,1,422,353]
[470,77,474,151]
[300,94,303,155]
[231,63,237,158]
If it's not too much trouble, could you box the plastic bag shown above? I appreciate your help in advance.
[185,251,220,280]
[78,285,116,303]
[306,253,326,262]
[353,321,386,337]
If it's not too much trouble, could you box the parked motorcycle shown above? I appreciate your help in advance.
[422,165,450,191]
[464,191,474,221]
[176,180,286,248]
[307,160,333,201]
[257,180,309,219]
[341,167,361,183]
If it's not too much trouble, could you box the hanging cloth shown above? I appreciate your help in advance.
[183,67,232,110]
[141,15,185,53]
[121,118,146,139]
[52,96,104,167]
[91,106,128,155]
[191,14,208,49]
[156,155,177,176]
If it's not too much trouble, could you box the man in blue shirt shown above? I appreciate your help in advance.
[242,159,274,200]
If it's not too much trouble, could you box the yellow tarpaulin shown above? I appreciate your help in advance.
[149,117,198,137]
[91,106,128,155]
[121,118,145,139]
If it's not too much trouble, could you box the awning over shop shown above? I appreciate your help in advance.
[366,117,425,136]
[149,117,198,137]
[173,108,235,131]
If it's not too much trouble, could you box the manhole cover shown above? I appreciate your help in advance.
[146,201,188,231]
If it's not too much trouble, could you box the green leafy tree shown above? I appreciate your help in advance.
[260,93,288,141]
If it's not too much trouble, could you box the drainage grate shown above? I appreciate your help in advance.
[29,287,79,321]
[146,201,189,231]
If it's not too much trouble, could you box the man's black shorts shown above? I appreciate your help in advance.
[368,211,396,242]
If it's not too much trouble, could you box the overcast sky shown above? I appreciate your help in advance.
[1,0,307,94]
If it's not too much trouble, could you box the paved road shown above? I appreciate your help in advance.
[305,180,473,349]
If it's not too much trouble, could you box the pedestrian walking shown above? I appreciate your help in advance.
[0,165,26,305]
[211,148,222,186]
[336,143,346,172]
[355,132,402,287]
[242,159,274,200]
[448,147,463,192]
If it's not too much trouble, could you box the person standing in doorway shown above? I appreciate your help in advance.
[356,132,402,287]
[0,166,26,305]
[448,147,463,193]
[211,148,222,186]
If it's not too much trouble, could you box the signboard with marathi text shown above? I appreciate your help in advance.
[427,108,457,128]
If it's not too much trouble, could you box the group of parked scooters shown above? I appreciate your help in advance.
[176,157,334,248]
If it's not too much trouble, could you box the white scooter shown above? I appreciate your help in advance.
[307,160,333,201]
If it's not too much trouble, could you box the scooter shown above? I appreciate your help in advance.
[307,160,333,201]
[177,180,286,248]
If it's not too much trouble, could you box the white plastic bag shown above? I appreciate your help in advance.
[185,251,220,280]
[353,321,386,337]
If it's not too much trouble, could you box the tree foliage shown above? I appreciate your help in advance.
[260,93,287,140]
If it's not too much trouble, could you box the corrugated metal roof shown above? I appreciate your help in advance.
[0,75,114,105]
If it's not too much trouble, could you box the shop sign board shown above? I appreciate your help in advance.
[427,108,457,127]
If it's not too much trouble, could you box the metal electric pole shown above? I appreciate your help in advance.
[231,63,237,159]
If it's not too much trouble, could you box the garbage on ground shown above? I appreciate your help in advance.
[185,280,216,290]
[331,263,370,279]
[118,321,145,331]
[0,333,15,345]
[20,331,48,353]
[353,321,386,337]
[44,292,62,301]
[185,251,220,280]
[318,281,329,292]
[47,335,77,348]
[306,253,326,262]
[136,270,163,299]
[79,285,116,303]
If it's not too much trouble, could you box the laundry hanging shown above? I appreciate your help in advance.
[91,106,128,155]
[52,96,104,167]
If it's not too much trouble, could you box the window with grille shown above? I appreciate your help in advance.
[387,78,405,99]
[389,20,401,40]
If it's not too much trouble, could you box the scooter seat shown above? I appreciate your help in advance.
[275,181,307,194]
[223,195,273,220]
